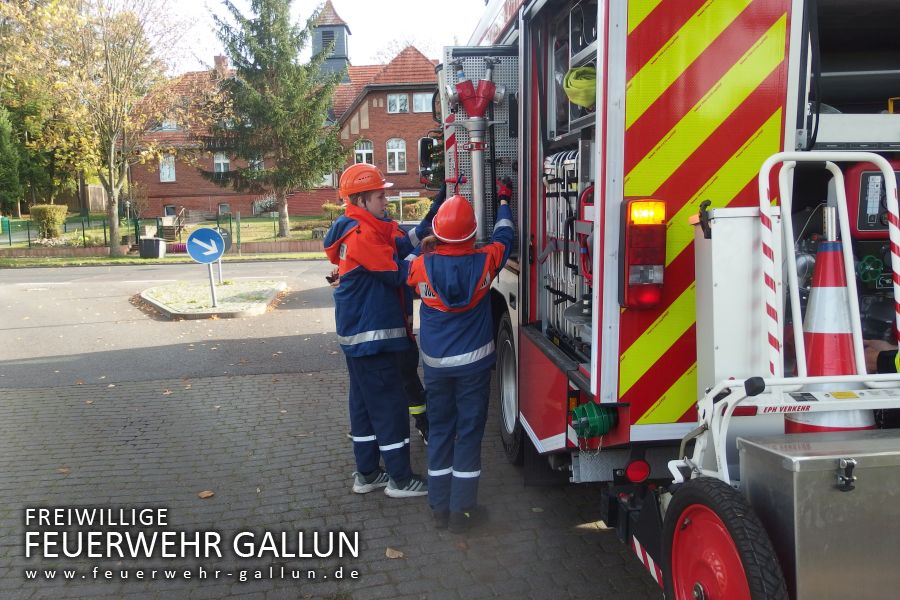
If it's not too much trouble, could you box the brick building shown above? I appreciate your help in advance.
[130,0,438,219]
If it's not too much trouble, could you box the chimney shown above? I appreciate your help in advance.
[213,55,228,76]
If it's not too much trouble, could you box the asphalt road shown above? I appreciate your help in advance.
[0,260,344,388]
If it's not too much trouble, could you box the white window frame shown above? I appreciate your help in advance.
[217,203,231,215]
[318,172,336,188]
[159,155,176,182]
[413,92,432,113]
[354,139,374,164]
[159,118,177,131]
[387,93,409,114]
[386,138,406,173]
[213,152,229,174]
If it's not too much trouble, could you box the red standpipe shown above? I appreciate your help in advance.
[455,79,497,118]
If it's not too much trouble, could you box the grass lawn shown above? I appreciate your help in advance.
[190,215,332,243]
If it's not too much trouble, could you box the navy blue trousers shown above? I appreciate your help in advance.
[425,369,492,512]
[346,352,412,484]
[399,345,427,418]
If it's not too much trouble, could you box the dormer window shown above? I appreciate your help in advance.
[159,119,177,131]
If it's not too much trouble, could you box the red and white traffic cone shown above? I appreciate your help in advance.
[785,239,875,433]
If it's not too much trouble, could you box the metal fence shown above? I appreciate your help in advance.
[2,216,115,248]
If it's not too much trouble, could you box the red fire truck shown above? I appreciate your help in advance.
[420,0,900,598]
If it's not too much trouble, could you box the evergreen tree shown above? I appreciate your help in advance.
[208,0,347,237]
[0,106,23,215]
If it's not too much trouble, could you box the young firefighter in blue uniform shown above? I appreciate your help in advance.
[407,184,514,532]
[333,183,448,445]
[325,163,439,498]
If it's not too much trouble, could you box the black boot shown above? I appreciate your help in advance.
[448,506,489,534]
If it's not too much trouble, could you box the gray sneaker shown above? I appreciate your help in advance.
[384,475,428,498]
[352,469,389,494]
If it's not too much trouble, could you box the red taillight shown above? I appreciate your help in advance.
[625,459,651,483]
[620,199,666,309]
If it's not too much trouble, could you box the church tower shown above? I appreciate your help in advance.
[313,1,350,83]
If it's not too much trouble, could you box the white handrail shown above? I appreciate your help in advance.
[759,151,900,378]
[777,162,805,378]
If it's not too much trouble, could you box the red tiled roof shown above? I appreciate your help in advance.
[333,65,382,119]
[332,46,437,121]
[370,46,437,86]
[316,1,349,30]
[139,69,227,146]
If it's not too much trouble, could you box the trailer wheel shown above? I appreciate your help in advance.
[496,312,524,465]
[662,477,788,600]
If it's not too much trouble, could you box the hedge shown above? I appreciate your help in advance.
[30,204,68,238]
[387,198,431,220]
[322,203,343,221]
[322,198,432,221]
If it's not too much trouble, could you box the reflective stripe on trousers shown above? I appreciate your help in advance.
[379,438,410,452]
[428,468,480,478]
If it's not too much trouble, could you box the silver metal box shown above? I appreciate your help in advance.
[739,430,900,600]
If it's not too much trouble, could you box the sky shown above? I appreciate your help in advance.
[169,0,489,73]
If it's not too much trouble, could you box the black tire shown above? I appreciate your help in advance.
[495,312,524,465]
[662,477,788,600]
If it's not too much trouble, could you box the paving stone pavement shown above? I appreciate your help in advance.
[0,371,660,600]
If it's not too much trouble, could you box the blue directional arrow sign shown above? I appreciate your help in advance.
[187,227,225,264]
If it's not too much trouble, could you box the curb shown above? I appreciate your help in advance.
[139,281,287,320]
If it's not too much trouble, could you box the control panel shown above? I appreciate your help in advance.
[845,161,900,239]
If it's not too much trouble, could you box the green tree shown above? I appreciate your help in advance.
[65,1,169,256]
[2,0,207,254]
[207,0,347,237]
[61,0,214,255]
[0,106,23,214]
[0,0,94,213]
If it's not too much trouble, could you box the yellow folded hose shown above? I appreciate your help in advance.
[563,66,596,108]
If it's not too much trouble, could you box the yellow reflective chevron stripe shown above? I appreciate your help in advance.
[636,363,698,424]
[627,0,664,34]
[625,112,783,420]
[665,109,783,266]
[620,283,696,397]
[624,14,787,197]
[626,0,753,129]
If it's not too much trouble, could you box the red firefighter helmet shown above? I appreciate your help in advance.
[432,194,477,243]
[338,163,393,203]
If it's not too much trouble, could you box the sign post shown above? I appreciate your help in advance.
[213,227,233,285]
[187,228,226,308]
